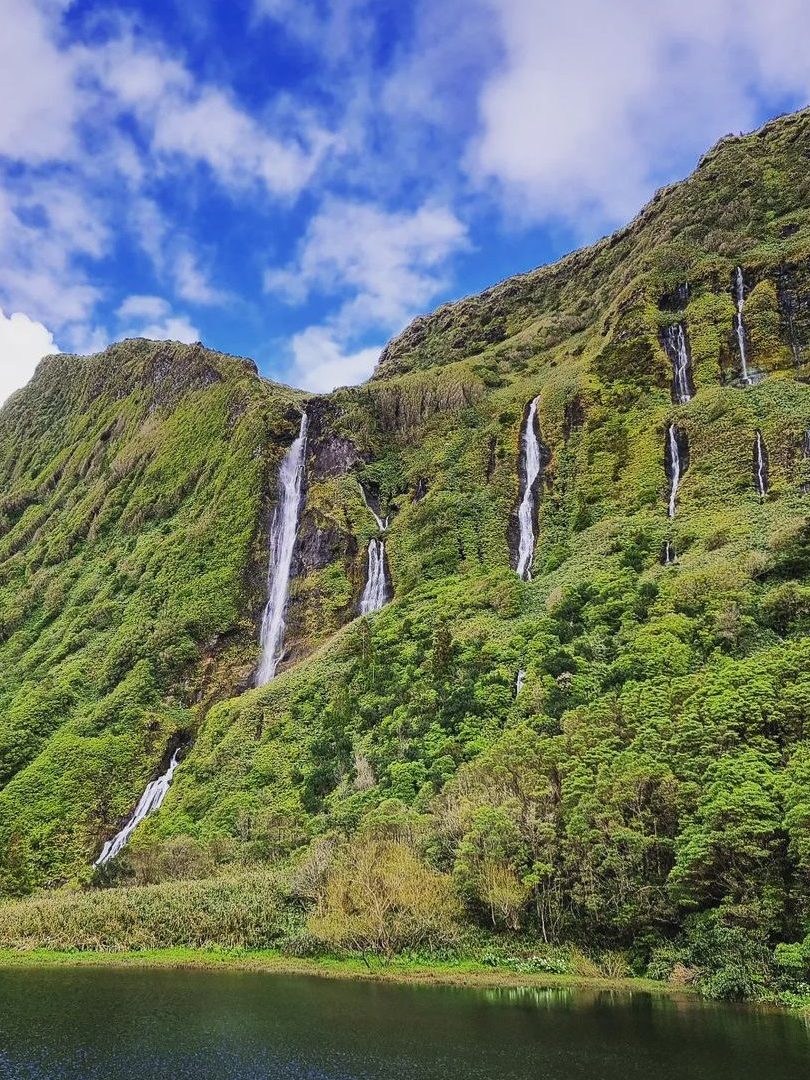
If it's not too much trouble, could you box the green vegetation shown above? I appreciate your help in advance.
[3,110,810,1008]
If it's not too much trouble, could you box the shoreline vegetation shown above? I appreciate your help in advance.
[0,946,697,998]
[1,946,807,1021]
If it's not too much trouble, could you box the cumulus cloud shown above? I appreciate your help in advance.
[0,309,59,405]
[0,0,80,163]
[287,325,381,392]
[468,0,810,226]
[116,296,199,344]
[90,36,332,197]
[266,199,468,328]
[266,198,467,389]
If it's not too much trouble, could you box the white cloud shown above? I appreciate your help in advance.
[252,0,374,65]
[116,295,199,344]
[117,295,171,320]
[129,198,226,307]
[0,309,59,405]
[0,184,104,328]
[0,0,80,163]
[90,36,332,197]
[468,0,810,226]
[173,250,227,306]
[287,325,381,392]
[135,316,199,344]
[267,198,467,391]
[266,198,468,331]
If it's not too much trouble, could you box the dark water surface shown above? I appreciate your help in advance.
[0,968,808,1080]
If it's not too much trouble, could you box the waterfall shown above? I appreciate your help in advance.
[662,540,677,566]
[255,413,308,685]
[94,750,181,866]
[734,267,751,385]
[359,538,390,614]
[515,396,542,580]
[358,485,391,615]
[666,423,683,520]
[515,669,526,695]
[754,430,769,497]
[664,323,693,404]
[361,487,389,530]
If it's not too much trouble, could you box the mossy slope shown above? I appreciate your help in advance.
[2,112,810,995]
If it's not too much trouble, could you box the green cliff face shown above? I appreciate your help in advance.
[2,110,810,982]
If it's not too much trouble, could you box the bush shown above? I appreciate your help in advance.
[308,838,461,957]
[0,870,286,951]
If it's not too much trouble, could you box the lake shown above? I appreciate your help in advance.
[0,968,808,1079]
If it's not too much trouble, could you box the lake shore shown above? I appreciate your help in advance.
[0,946,685,997]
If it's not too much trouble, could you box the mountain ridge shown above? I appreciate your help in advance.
[1,107,810,1000]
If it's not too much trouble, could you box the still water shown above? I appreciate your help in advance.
[0,968,808,1080]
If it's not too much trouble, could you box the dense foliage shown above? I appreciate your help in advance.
[3,109,810,1002]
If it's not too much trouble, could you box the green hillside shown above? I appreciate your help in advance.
[2,109,810,1001]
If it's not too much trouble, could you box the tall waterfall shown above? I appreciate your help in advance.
[664,323,693,404]
[359,538,390,614]
[662,540,677,566]
[95,750,181,866]
[256,413,308,685]
[734,267,751,385]
[515,396,542,580]
[754,430,769,497]
[515,669,526,695]
[666,423,683,520]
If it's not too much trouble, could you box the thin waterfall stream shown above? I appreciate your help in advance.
[359,486,391,615]
[754,430,769,497]
[256,413,308,685]
[95,749,181,866]
[734,267,752,385]
[515,396,542,580]
[667,424,682,519]
[664,322,694,404]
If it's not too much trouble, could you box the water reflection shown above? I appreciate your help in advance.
[0,967,807,1080]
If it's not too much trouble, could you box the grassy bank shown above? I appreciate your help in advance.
[0,945,686,999]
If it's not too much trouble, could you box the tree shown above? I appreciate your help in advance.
[308,837,460,958]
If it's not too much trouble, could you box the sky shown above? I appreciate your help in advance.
[1,0,810,404]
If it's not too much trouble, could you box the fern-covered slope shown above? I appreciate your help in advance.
[1,110,810,980]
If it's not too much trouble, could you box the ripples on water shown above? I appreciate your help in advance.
[0,968,808,1080]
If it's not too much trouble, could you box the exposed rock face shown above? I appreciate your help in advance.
[563,395,586,440]
[658,282,690,311]
[295,519,348,575]
[776,262,810,365]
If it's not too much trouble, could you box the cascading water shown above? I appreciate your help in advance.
[359,539,390,614]
[94,750,181,866]
[666,423,683,520]
[255,413,308,685]
[662,540,677,566]
[358,486,392,615]
[515,669,526,695]
[734,267,751,385]
[515,396,542,580]
[754,430,769,498]
[361,487,389,531]
[664,322,693,404]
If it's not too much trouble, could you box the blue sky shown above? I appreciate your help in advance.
[1,0,810,402]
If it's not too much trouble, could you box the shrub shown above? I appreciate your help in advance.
[307,838,460,957]
[0,870,286,951]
